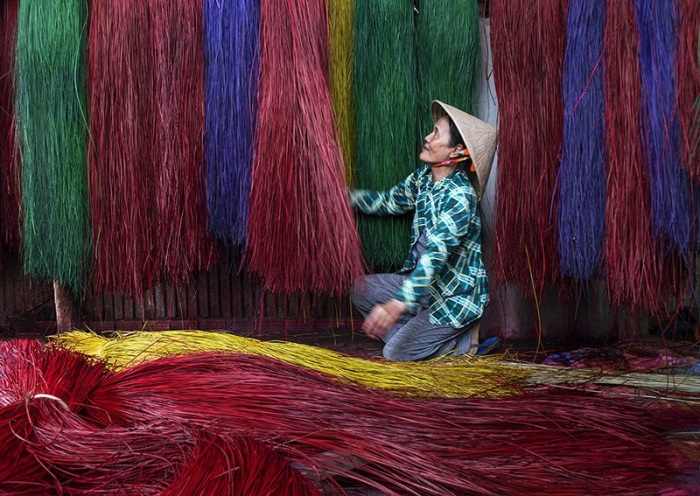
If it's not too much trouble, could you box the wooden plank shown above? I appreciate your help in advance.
[143,288,156,320]
[154,283,166,319]
[197,272,209,320]
[208,267,221,319]
[165,283,177,319]
[219,265,232,319]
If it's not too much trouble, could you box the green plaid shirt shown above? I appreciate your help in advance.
[351,164,488,329]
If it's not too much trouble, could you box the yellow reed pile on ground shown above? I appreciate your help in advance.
[53,330,525,398]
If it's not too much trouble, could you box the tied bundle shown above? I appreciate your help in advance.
[1,340,693,495]
[491,0,567,297]
[328,0,356,185]
[416,0,481,135]
[558,0,606,282]
[14,0,89,293]
[204,0,260,245]
[603,0,688,314]
[353,0,416,270]
[53,330,526,398]
[678,0,700,181]
[246,0,365,297]
[0,0,20,255]
[635,0,694,260]
[88,0,215,298]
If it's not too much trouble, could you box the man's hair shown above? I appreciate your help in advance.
[448,118,465,148]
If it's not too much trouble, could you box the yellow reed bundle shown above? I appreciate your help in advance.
[328,0,355,185]
[52,330,525,398]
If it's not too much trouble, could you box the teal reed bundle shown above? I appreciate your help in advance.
[328,0,356,186]
[558,0,606,282]
[353,0,417,270]
[491,0,567,298]
[204,0,259,246]
[0,0,20,255]
[416,0,481,138]
[635,0,693,261]
[14,0,89,293]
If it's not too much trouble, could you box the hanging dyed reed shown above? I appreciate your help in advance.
[603,0,682,314]
[204,0,259,245]
[416,0,481,136]
[353,0,416,270]
[246,0,365,297]
[1,341,690,495]
[53,330,525,398]
[0,0,20,255]
[635,0,694,260]
[490,0,567,297]
[678,0,700,181]
[14,0,89,293]
[328,0,356,186]
[558,0,606,282]
[88,0,216,297]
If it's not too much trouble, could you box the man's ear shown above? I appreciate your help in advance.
[449,144,465,158]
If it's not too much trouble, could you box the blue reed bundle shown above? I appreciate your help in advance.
[204,0,260,246]
[635,0,693,260]
[558,0,607,282]
[14,0,89,292]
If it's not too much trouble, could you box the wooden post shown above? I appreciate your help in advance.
[53,281,80,334]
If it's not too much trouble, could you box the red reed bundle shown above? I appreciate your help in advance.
[678,0,700,180]
[246,0,365,297]
[87,0,215,298]
[0,0,20,255]
[490,0,567,297]
[603,0,687,314]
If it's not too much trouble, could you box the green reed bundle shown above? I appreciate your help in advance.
[353,0,417,270]
[14,0,89,293]
[416,0,481,136]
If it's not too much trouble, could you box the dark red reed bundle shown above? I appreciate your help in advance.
[246,0,365,297]
[0,342,319,495]
[87,0,215,298]
[85,352,688,495]
[678,0,700,181]
[603,0,675,314]
[0,0,21,254]
[490,0,568,298]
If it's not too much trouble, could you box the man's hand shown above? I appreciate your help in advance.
[363,299,408,340]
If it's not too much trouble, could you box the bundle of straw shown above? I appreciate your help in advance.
[353,0,416,270]
[88,0,216,297]
[603,0,686,314]
[53,330,525,398]
[491,0,567,297]
[14,0,89,292]
[246,0,365,297]
[328,0,356,185]
[558,0,606,282]
[678,0,700,181]
[416,0,481,135]
[635,0,694,259]
[204,0,259,245]
[0,0,20,255]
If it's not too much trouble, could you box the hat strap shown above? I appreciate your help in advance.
[434,150,476,172]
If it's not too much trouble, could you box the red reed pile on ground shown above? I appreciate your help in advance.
[246,0,365,297]
[490,0,567,298]
[1,340,695,495]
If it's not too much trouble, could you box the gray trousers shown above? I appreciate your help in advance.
[350,273,474,361]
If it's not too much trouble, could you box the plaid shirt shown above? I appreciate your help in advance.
[351,164,488,329]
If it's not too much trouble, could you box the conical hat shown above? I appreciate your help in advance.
[431,100,497,199]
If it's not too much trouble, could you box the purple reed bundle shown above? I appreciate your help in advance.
[558,0,606,282]
[491,0,568,298]
[0,0,20,255]
[603,0,689,314]
[246,0,365,297]
[678,0,700,181]
[204,0,260,246]
[635,0,694,261]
